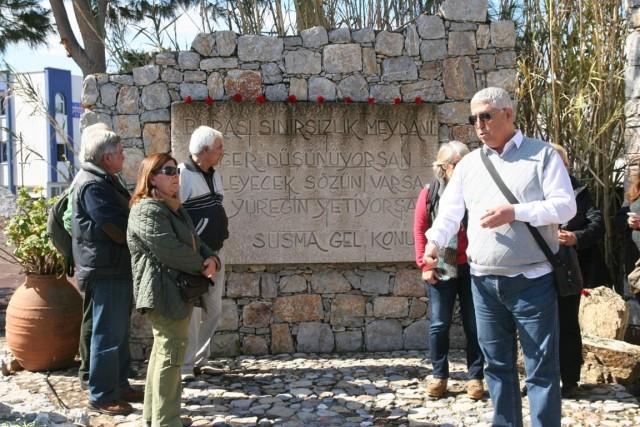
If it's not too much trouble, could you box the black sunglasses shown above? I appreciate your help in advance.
[468,112,495,126]
[155,166,180,176]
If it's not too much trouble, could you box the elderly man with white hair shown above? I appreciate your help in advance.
[423,87,576,427]
[178,126,228,381]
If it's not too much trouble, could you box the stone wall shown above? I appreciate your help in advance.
[83,0,517,358]
[628,1,640,163]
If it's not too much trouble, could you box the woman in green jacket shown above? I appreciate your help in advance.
[127,153,219,427]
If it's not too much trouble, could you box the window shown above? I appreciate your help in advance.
[54,93,67,162]
[0,96,5,115]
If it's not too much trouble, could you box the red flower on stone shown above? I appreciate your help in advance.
[205,96,214,105]
[183,96,192,104]
[415,96,423,104]
[287,95,297,103]
[232,93,242,102]
[256,95,266,104]
[344,96,353,104]
[393,97,401,105]
[367,97,375,104]
[580,289,591,297]
[316,95,325,104]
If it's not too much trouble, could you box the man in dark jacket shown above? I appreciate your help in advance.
[72,124,142,415]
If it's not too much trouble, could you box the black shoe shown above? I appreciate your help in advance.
[562,382,579,398]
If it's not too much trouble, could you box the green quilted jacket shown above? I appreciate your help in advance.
[127,198,215,319]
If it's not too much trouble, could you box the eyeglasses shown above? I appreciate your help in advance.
[155,166,180,176]
[468,112,496,126]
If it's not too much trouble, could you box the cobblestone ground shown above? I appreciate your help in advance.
[1,346,639,427]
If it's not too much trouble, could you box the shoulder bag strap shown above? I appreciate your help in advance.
[479,149,558,265]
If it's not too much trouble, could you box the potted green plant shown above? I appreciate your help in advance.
[0,188,82,372]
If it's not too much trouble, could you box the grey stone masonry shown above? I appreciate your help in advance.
[628,2,640,161]
[81,8,518,357]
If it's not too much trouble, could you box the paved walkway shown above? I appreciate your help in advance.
[1,344,639,427]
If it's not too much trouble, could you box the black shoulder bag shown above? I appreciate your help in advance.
[176,272,212,305]
[479,150,583,296]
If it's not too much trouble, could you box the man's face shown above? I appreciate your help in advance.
[469,101,514,150]
[207,138,224,167]
[103,143,125,174]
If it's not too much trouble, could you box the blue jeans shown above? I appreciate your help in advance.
[471,273,561,427]
[428,263,483,380]
[88,277,133,403]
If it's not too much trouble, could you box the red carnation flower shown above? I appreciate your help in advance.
[256,95,266,104]
[183,96,192,104]
[367,97,375,104]
[316,95,325,104]
[205,96,214,105]
[415,96,423,104]
[344,96,353,104]
[393,97,401,105]
[287,95,297,103]
[232,93,242,102]
[580,289,591,297]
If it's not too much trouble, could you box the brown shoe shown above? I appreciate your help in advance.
[121,387,144,402]
[88,400,133,416]
[426,378,448,398]
[467,379,484,400]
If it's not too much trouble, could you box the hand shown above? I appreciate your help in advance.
[480,204,515,229]
[202,257,218,279]
[629,216,640,230]
[558,229,577,246]
[422,242,438,268]
[422,269,439,284]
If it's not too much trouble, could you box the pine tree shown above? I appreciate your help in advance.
[0,0,53,53]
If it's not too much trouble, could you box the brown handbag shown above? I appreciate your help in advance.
[176,272,212,304]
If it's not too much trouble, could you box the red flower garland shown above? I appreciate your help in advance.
[256,95,266,104]
[183,96,192,104]
[232,93,242,102]
[580,289,591,297]
[393,97,401,105]
[287,95,297,103]
[205,96,214,105]
[344,96,353,104]
[415,96,423,104]
[367,97,375,104]
[316,95,325,104]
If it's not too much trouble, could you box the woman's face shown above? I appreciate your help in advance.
[444,155,461,181]
[150,160,180,197]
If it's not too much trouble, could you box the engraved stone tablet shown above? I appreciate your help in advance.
[171,102,438,264]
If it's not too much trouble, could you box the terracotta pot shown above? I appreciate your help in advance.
[6,274,82,371]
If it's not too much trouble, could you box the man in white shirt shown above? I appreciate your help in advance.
[423,87,576,427]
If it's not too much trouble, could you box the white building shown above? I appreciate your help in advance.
[0,68,83,196]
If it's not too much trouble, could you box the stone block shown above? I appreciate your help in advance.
[491,21,516,48]
[329,28,351,43]
[261,63,282,84]
[191,33,216,56]
[308,76,336,101]
[382,56,418,81]
[404,25,419,56]
[362,47,378,75]
[81,75,98,106]
[99,84,117,107]
[486,69,517,92]
[161,68,182,83]
[178,52,200,70]
[452,125,478,143]
[243,301,272,328]
[337,74,369,102]
[375,31,404,57]
[579,286,629,340]
[265,84,288,101]
[80,111,112,130]
[420,39,447,62]
[365,319,403,351]
[404,320,428,350]
[627,66,640,99]
[476,24,491,49]
[261,273,277,298]
[227,272,260,298]
[218,299,239,331]
[440,0,487,22]
[121,147,144,184]
[409,298,427,318]
[110,74,134,85]
[370,84,400,103]
[419,62,442,80]
[141,83,171,110]
[443,56,477,100]
[212,333,240,357]
[478,54,496,71]
[296,322,334,353]
[289,78,308,101]
[216,31,237,56]
[271,323,295,354]
[323,44,362,74]
[284,35,302,47]
[335,331,363,352]
[373,297,408,318]
[359,271,390,294]
[280,275,307,293]
[311,270,351,293]
[116,86,139,114]
[143,122,170,154]
[496,51,516,67]
[238,35,283,62]
[200,57,238,70]
[352,28,375,44]
[273,295,324,322]
[581,335,640,386]
[114,115,141,139]
[330,294,366,326]
[243,335,269,355]
[394,270,425,297]
[155,52,176,66]
[140,108,170,123]
[179,83,208,100]
[416,15,445,40]
[207,72,224,99]
[438,102,470,125]
[224,69,262,99]
[284,49,322,74]
[133,64,160,85]
[400,80,445,102]
[448,32,477,56]
[301,26,328,48]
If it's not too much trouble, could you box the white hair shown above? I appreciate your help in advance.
[189,126,223,155]
[432,140,469,178]
[81,123,120,165]
[471,87,513,110]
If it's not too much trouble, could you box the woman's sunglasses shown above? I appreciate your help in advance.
[155,166,180,176]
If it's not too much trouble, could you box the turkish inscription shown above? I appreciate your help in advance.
[171,102,439,264]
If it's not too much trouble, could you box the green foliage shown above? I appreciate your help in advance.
[0,188,64,276]
[0,0,53,52]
